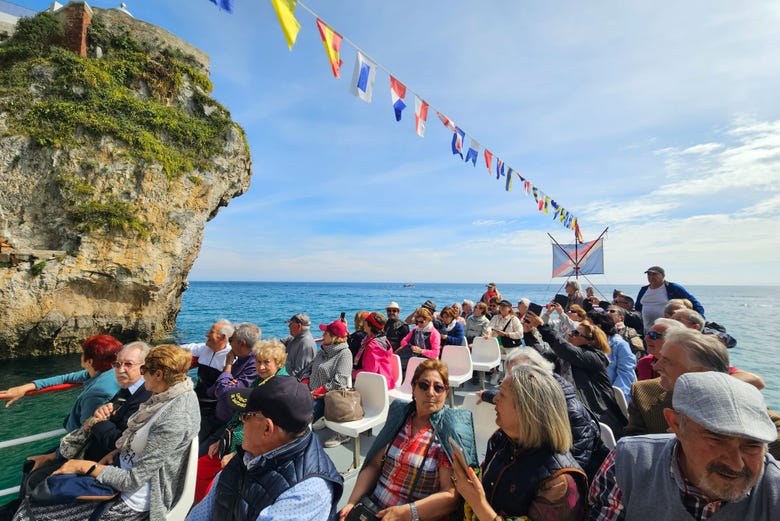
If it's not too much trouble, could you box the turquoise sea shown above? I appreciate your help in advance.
[1,281,778,496]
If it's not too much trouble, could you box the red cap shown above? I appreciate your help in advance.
[319,320,348,338]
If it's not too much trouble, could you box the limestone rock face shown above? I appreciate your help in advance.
[0,10,252,358]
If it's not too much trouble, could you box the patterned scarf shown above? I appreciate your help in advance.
[115,378,192,452]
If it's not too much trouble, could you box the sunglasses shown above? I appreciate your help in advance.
[569,330,593,340]
[415,319,426,324]
[239,411,263,422]
[606,309,620,314]
[112,361,140,369]
[646,331,663,340]
[416,381,448,394]
[139,365,157,375]
[522,318,531,324]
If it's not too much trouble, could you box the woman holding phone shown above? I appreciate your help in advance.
[339,359,477,521]
[451,365,588,521]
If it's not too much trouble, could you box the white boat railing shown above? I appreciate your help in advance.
[0,428,66,498]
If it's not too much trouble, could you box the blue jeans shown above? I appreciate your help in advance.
[312,397,325,422]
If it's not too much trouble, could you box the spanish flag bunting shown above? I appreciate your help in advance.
[316,18,343,78]
[270,0,300,49]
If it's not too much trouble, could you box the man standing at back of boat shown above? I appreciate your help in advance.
[282,313,316,381]
[635,266,704,332]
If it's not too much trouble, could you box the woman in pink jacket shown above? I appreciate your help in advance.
[353,311,395,389]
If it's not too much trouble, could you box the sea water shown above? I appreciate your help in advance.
[1,281,778,494]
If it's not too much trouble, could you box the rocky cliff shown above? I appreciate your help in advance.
[0,9,252,358]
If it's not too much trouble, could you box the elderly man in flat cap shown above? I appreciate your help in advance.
[187,376,343,521]
[589,372,780,520]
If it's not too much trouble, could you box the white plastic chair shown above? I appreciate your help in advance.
[324,372,389,469]
[460,335,468,347]
[388,356,426,402]
[166,436,198,521]
[470,337,501,389]
[441,345,473,407]
[598,422,616,450]
[612,386,629,418]
[390,354,403,389]
[461,394,498,463]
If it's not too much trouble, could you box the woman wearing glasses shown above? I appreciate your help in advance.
[451,365,588,521]
[396,307,442,371]
[12,344,199,521]
[0,335,123,432]
[527,313,627,438]
[339,359,478,521]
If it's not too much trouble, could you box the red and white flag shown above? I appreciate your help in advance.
[414,96,428,137]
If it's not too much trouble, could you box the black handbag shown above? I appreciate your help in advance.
[500,321,522,348]
[345,496,382,521]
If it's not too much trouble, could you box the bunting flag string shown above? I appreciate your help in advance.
[264,0,582,239]
[208,0,234,13]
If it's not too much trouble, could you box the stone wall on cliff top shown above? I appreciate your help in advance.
[0,8,252,358]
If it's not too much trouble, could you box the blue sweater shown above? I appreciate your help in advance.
[34,369,120,431]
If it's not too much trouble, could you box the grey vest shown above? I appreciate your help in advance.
[614,434,780,520]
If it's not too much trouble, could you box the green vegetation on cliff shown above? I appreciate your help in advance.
[0,12,242,237]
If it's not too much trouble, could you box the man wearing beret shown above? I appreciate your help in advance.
[589,372,780,520]
[186,376,343,521]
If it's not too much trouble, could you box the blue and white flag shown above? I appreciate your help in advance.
[351,51,377,103]
[451,127,465,158]
[465,139,480,166]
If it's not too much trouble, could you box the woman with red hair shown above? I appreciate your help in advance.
[0,335,123,431]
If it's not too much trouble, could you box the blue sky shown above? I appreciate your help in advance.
[13,0,780,284]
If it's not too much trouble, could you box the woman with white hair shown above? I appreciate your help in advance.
[452,365,588,520]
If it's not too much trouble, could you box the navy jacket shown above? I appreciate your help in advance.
[635,281,705,318]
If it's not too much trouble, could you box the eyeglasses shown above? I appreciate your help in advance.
[239,411,263,422]
[569,330,593,340]
[112,361,140,369]
[646,331,663,340]
[606,309,620,314]
[416,381,448,394]
[415,318,426,324]
[139,365,157,375]
[386,308,399,313]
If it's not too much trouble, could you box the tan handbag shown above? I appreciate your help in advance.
[324,388,363,422]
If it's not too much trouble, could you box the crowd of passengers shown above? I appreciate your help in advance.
[0,267,778,521]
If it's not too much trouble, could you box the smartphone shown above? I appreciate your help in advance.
[528,302,543,316]
[448,436,469,469]
[340,312,346,320]
[553,293,569,307]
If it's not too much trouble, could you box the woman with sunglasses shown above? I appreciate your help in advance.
[636,318,682,380]
[541,302,586,338]
[0,335,123,432]
[451,365,588,521]
[396,308,441,371]
[527,313,627,437]
[339,359,478,521]
[12,343,199,521]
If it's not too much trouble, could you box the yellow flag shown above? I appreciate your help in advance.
[270,0,300,50]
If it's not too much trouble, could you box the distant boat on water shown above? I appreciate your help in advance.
[402,282,415,287]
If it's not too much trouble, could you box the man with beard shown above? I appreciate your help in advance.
[589,372,780,520]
